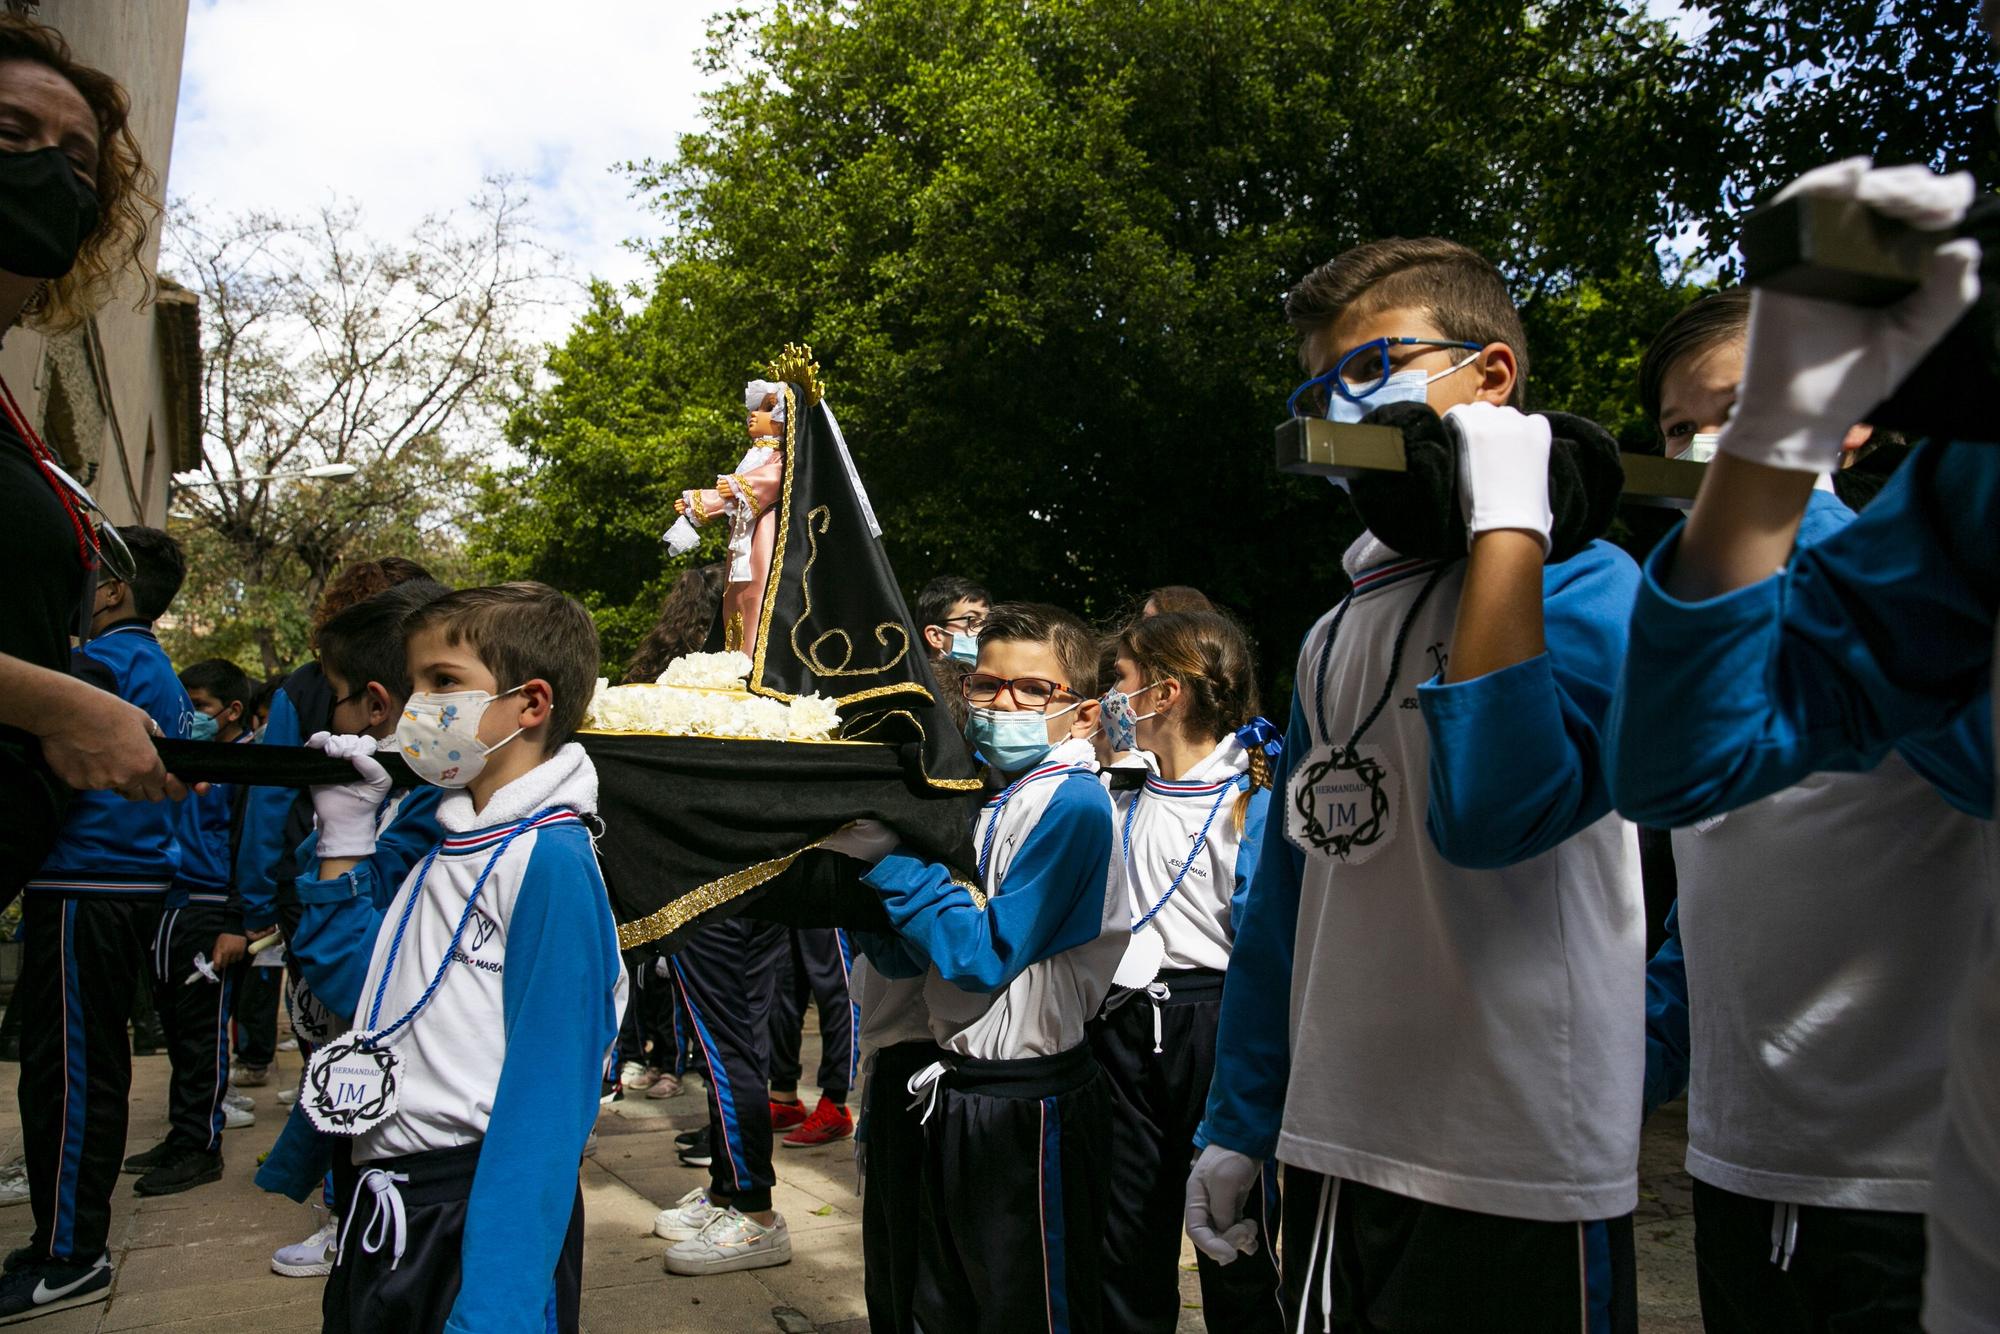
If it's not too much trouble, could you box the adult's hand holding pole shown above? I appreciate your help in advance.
[30,667,186,801]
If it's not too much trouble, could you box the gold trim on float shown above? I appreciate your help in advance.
[577,728,876,746]
[615,836,830,950]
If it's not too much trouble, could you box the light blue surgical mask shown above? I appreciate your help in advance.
[967,702,1077,774]
[1322,353,1478,489]
[948,630,979,665]
[1324,353,1479,425]
[186,709,219,743]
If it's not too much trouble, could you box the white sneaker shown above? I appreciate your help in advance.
[618,1060,653,1091]
[277,1086,297,1107]
[663,1209,791,1276]
[222,1101,256,1130]
[270,1215,338,1278]
[652,1186,723,1242]
[276,1037,299,1053]
[645,1071,684,1101]
[222,1091,254,1113]
[0,1172,27,1209]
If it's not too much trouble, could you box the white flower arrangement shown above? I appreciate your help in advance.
[660,651,756,691]
[584,654,842,742]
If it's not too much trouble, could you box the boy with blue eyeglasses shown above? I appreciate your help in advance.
[1187,237,1644,1332]
[828,600,1124,1334]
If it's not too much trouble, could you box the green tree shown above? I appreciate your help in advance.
[163,188,546,675]
[480,0,1704,688]
[1670,1,1998,262]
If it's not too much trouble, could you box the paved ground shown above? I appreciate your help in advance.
[0,1034,1701,1332]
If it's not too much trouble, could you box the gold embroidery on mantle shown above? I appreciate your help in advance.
[789,504,913,678]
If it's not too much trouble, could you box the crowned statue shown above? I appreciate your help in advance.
[593,345,981,954]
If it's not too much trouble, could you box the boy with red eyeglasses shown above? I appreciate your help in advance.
[830,600,1123,1334]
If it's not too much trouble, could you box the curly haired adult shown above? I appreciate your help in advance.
[0,13,160,331]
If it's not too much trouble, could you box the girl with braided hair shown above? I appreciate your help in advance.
[1087,609,1285,1334]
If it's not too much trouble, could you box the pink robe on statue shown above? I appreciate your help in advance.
[690,446,785,658]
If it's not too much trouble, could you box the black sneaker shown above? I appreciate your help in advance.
[676,1125,713,1169]
[133,1148,222,1197]
[1,1248,34,1276]
[121,1140,175,1175]
[0,1254,110,1324]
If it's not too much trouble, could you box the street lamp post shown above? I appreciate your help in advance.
[172,462,359,486]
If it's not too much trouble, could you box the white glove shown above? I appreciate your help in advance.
[1184,1144,1262,1264]
[1720,157,1981,473]
[820,818,899,864]
[306,731,390,859]
[1446,402,1554,555]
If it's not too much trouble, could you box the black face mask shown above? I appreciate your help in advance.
[0,146,99,280]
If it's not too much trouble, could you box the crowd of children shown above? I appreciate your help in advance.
[0,17,1994,1328]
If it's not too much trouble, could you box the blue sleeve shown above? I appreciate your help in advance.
[448,829,622,1334]
[1419,540,1640,868]
[1608,441,2000,826]
[289,791,444,1019]
[289,860,390,1023]
[236,689,303,931]
[1197,692,1307,1158]
[862,776,1114,993]
[851,928,927,979]
[252,1099,335,1203]
[1643,901,1690,1121]
[1229,785,1271,934]
[1798,488,1991,818]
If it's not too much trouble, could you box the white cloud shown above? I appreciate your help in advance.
[167,0,727,343]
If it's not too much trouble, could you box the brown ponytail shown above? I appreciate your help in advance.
[1116,610,1265,833]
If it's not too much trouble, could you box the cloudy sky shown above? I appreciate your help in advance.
[167,0,728,343]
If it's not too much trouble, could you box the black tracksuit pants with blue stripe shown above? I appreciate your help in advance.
[671,916,788,1213]
[149,903,241,1153]
[15,891,151,1264]
[1280,1169,1637,1333]
[912,1043,1112,1334]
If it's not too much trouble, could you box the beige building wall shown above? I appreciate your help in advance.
[0,0,197,528]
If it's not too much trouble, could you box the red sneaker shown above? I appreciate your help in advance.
[769,1098,809,1131]
[781,1096,854,1149]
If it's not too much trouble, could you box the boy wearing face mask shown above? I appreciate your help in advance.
[1187,238,1645,1331]
[10,526,191,1318]
[1626,289,1992,1333]
[250,581,449,1280]
[287,581,626,1334]
[830,600,1123,1334]
[915,574,991,666]
[120,659,261,1197]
